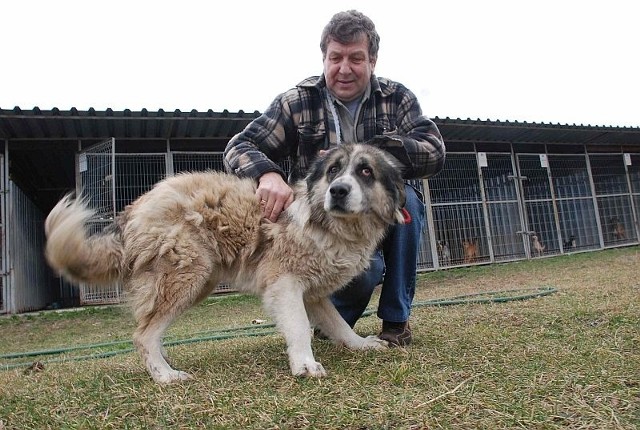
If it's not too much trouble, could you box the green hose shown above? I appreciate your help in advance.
[1,286,557,371]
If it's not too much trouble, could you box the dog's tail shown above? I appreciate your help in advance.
[45,194,124,285]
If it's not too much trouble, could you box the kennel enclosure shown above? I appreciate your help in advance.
[1,108,639,313]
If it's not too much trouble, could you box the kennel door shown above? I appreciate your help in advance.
[77,138,116,221]
[76,138,121,305]
[0,153,5,314]
[481,153,527,261]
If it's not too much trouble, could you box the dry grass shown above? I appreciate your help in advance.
[1,247,638,429]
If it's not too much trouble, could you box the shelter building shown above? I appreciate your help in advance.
[1,107,639,313]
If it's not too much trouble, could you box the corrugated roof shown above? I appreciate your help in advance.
[433,117,640,146]
[2,107,640,212]
[2,107,639,145]
[0,107,261,141]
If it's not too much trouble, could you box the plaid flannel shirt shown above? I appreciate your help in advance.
[224,74,445,183]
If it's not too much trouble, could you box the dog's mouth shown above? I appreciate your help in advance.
[325,198,357,216]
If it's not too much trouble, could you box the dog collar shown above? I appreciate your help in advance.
[401,207,412,224]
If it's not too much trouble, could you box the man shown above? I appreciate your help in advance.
[224,10,445,346]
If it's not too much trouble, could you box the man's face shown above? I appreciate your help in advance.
[323,35,376,103]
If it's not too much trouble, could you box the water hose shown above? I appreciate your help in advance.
[1,286,557,371]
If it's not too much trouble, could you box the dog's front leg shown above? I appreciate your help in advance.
[262,276,326,378]
[306,297,387,350]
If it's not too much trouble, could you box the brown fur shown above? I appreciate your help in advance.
[531,233,545,257]
[462,239,478,264]
[611,217,626,240]
[45,143,407,383]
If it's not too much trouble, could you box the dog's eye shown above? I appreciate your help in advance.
[327,165,341,179]
[360,167,372,177]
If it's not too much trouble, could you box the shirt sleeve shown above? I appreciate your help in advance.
[223,90,298,180]
[373,85,446,180]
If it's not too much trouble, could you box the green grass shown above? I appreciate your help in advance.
[1,248,639,429]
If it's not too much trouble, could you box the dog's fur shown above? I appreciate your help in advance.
[610,217,626,240]
[462,238,478,264]
[563,234,577,250]
[531,233,545,257]
[436,240,451,266]
[45,144,408,384]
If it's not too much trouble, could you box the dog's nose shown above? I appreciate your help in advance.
[329,183,351,200]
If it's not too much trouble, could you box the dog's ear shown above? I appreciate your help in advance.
[389,157,409,225]
[305,150,332,190]
[390,173,411,225]
[373,147,410,225]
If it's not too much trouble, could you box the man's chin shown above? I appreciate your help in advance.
[332,87,358,102]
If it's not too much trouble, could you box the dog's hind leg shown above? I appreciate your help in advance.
[134,313,189,384]
[306,297,387,350]
[131,268,215,384]
[262,275,326,378]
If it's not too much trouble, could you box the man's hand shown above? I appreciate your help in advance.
[257,172,294,222]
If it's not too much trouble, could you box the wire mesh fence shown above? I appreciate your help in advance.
[70,145,639,306]
[0,154,5,314]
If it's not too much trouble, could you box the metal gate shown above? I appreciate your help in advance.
[76,138,121,305]
[517,153,563,257]
[0,153,6,313]
[481,152,527,261]
[426,152,528,268]
[73,145,239,304]
[590,153,637,247]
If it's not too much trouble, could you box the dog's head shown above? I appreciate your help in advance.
[305,143,408,225]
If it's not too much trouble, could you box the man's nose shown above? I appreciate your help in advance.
[338,60,351,74]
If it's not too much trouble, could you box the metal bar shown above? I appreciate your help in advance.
[585,151,604,248]
[0,142,7,313]
[623,153,640,240]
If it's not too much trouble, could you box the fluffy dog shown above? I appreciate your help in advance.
[45,143,408,384]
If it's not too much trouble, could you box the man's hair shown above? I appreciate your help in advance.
[320,10,380,61]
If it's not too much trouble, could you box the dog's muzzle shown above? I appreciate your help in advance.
[326,181,352,212]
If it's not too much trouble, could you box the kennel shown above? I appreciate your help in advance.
[1,108,639,312]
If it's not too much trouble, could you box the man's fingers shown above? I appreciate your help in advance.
[284,193,294,210]
[271,199,285,221]
[258,195,283,222]
[256,172,293,221]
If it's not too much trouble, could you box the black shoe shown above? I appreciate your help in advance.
[379,321,412,347]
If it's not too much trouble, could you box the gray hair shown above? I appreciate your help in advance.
[320,10,380,61]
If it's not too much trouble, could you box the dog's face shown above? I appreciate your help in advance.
[306,144,407,225]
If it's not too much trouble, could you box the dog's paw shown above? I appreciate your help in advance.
[361,335,389,350]
[345,335,388,350]
[292,360,327,378]
[153,370,193,384]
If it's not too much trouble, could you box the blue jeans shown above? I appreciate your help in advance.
[331,184,426,327]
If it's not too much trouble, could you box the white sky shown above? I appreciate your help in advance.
[2,0,639,127]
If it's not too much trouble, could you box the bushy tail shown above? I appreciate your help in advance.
[45,194,124,285]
